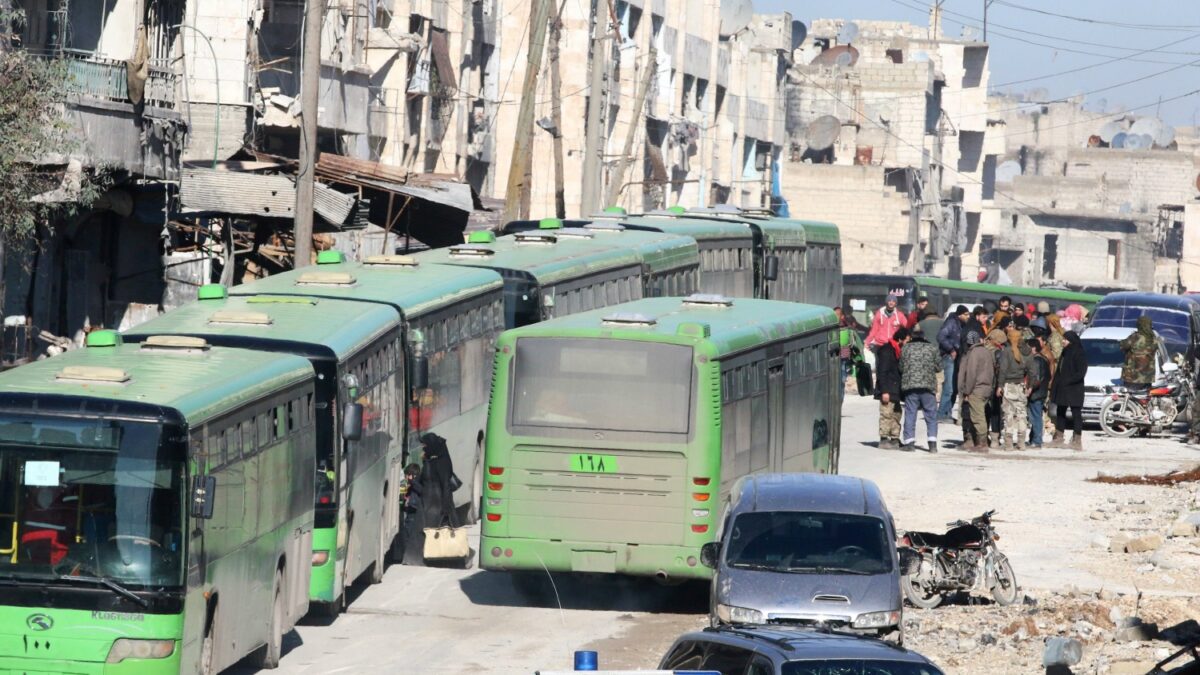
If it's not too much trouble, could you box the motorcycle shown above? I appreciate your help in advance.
[898,510,1018,609]
[1099,361,1193,438]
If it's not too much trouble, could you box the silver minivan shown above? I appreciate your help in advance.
[701,474,906,641]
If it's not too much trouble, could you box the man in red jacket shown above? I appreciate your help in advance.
[866,294,909,351]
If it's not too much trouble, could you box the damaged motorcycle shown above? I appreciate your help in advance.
[898,510,1019,609]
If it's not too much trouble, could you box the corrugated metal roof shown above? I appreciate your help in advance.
[179,168,356,225]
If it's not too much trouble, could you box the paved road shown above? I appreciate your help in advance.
[231,395,1200,674]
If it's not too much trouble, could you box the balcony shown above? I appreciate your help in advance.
[61,50,176,108]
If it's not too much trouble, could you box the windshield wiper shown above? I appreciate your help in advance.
[729,561,784,571]
[58,574,148,608]
[786,565,875,575]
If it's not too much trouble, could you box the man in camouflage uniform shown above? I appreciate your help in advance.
[1119,316,1159,391]
[900,324,942,451]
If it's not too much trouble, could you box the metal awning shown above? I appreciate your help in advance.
[179,168,357,226]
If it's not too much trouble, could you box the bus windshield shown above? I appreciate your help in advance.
[725,511,892,575]
[511,337,693,434]
[0,417,184,589]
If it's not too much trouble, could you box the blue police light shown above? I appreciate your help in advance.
[573,651,598,671]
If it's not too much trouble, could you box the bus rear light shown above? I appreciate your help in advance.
[692,509,709,518]
[319,496,331,504]
[691,524,709,533]
[489,467,505,476]
[692,477,711,486]
[487,498,502,506]
[106,639,176,663]
[488,482,503,491]
[692,492,710,502]
[312,550,330,566]
[505,549,513,557]
[491,547,503,557]
[487,513,502,522]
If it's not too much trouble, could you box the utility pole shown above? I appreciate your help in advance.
[502,0,552,223]
[548,1,567,219]
[580,2,607,215]
[982,0,995,41]
[606,46,655,208]
[293,0,323,268]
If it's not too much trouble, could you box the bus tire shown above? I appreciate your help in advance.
[468,436,484,523]
[252,570,285,668]
[200,611,217,675]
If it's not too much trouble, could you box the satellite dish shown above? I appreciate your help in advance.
[995,161,1022,183]
[1156,125,1176,147]
[1130,117,1163,139]
[810,45,860,67]
[719,0,753,37]
[1111,132,1128,149]
[791,21,808,51]
[1138,133,1155,149]
[806,116,842,151]
[1098,121,1122,143]
[838,21,860,44]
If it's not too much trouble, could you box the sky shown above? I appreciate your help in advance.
[755,0,1200,127]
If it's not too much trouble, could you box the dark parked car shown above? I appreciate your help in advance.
[658,626,945,675]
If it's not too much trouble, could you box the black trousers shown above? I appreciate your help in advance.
[1056,404,1083,435]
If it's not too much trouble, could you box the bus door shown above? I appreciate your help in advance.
[767,360,785,472]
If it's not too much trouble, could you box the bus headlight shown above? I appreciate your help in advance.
[716,603,763,625]
[106,638,176,663]
[852,610,901,629]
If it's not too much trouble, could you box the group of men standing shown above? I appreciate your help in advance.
[861,293,1113,453]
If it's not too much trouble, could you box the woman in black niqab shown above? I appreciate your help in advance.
[403,433,456,565]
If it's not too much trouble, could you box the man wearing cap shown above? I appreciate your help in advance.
[900,323,942,452]
[1030,301,1051,332]
[866,294,908,352]
[937,305,970,422]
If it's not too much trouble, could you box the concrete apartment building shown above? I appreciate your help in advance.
[983,97,1200,294]
[781,11,994,279]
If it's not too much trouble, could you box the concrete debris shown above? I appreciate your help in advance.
[1169,512,1200,537]
[1043,637,1083,667]
[1122,534,1163,553]
[1108,662,1159,675]
[1114,618,1159,643]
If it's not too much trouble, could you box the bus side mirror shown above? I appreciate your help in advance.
[190,476,216,519]
[411,355,429,390]
[763,255,780,282]
[342,403,364,442]
[700,541,721,569]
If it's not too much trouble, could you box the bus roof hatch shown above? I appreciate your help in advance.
[209,310,273,326]
[683,293,734,308]
[601,312,658,327]
[56,365,131,384]
[363,254,418,267]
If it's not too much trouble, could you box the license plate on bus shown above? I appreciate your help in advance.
[569,453,618,473]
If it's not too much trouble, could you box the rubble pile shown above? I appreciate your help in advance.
[904,591,1200,673]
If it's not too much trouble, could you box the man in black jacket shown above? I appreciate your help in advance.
[936,305,970,421]
[875,328,908,449]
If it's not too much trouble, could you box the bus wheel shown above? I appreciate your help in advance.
[252,570,284,668]
[200,615,217,675]
[467,440,484,523]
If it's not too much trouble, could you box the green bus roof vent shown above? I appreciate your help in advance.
[602,206,627,215]
[666,205,687,215]
[467,231,496,244]
[449,244,496,258]
[601,312,657,327]
[538,217,563,230]
[676,322,711,338]
[514,231,557,245]
[85,330,122,348]
[197,284,227,301]
[683,293,734,308]
[316,250,346,265]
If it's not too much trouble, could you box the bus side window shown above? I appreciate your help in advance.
[287,400,297,433]
[274,406,286,440]
[242,419,255,457]
[257,412,271,448]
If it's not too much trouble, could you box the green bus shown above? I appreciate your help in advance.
[416,229,678,328]
[0,331,316,673]
[480,295,841,582]
[843,274,1103,326]
[124,290,403,617]
[229,253,507,522]
[539,222,701,299]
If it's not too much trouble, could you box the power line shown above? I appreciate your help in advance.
[789,67,1200,270]
[991,1,1200,32]
[990,32,1200,89]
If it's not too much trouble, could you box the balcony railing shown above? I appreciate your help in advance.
[57,50,176,108]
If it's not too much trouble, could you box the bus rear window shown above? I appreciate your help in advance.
[511,338,693,435]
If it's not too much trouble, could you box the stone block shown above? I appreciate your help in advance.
[1123,534,1162,553]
